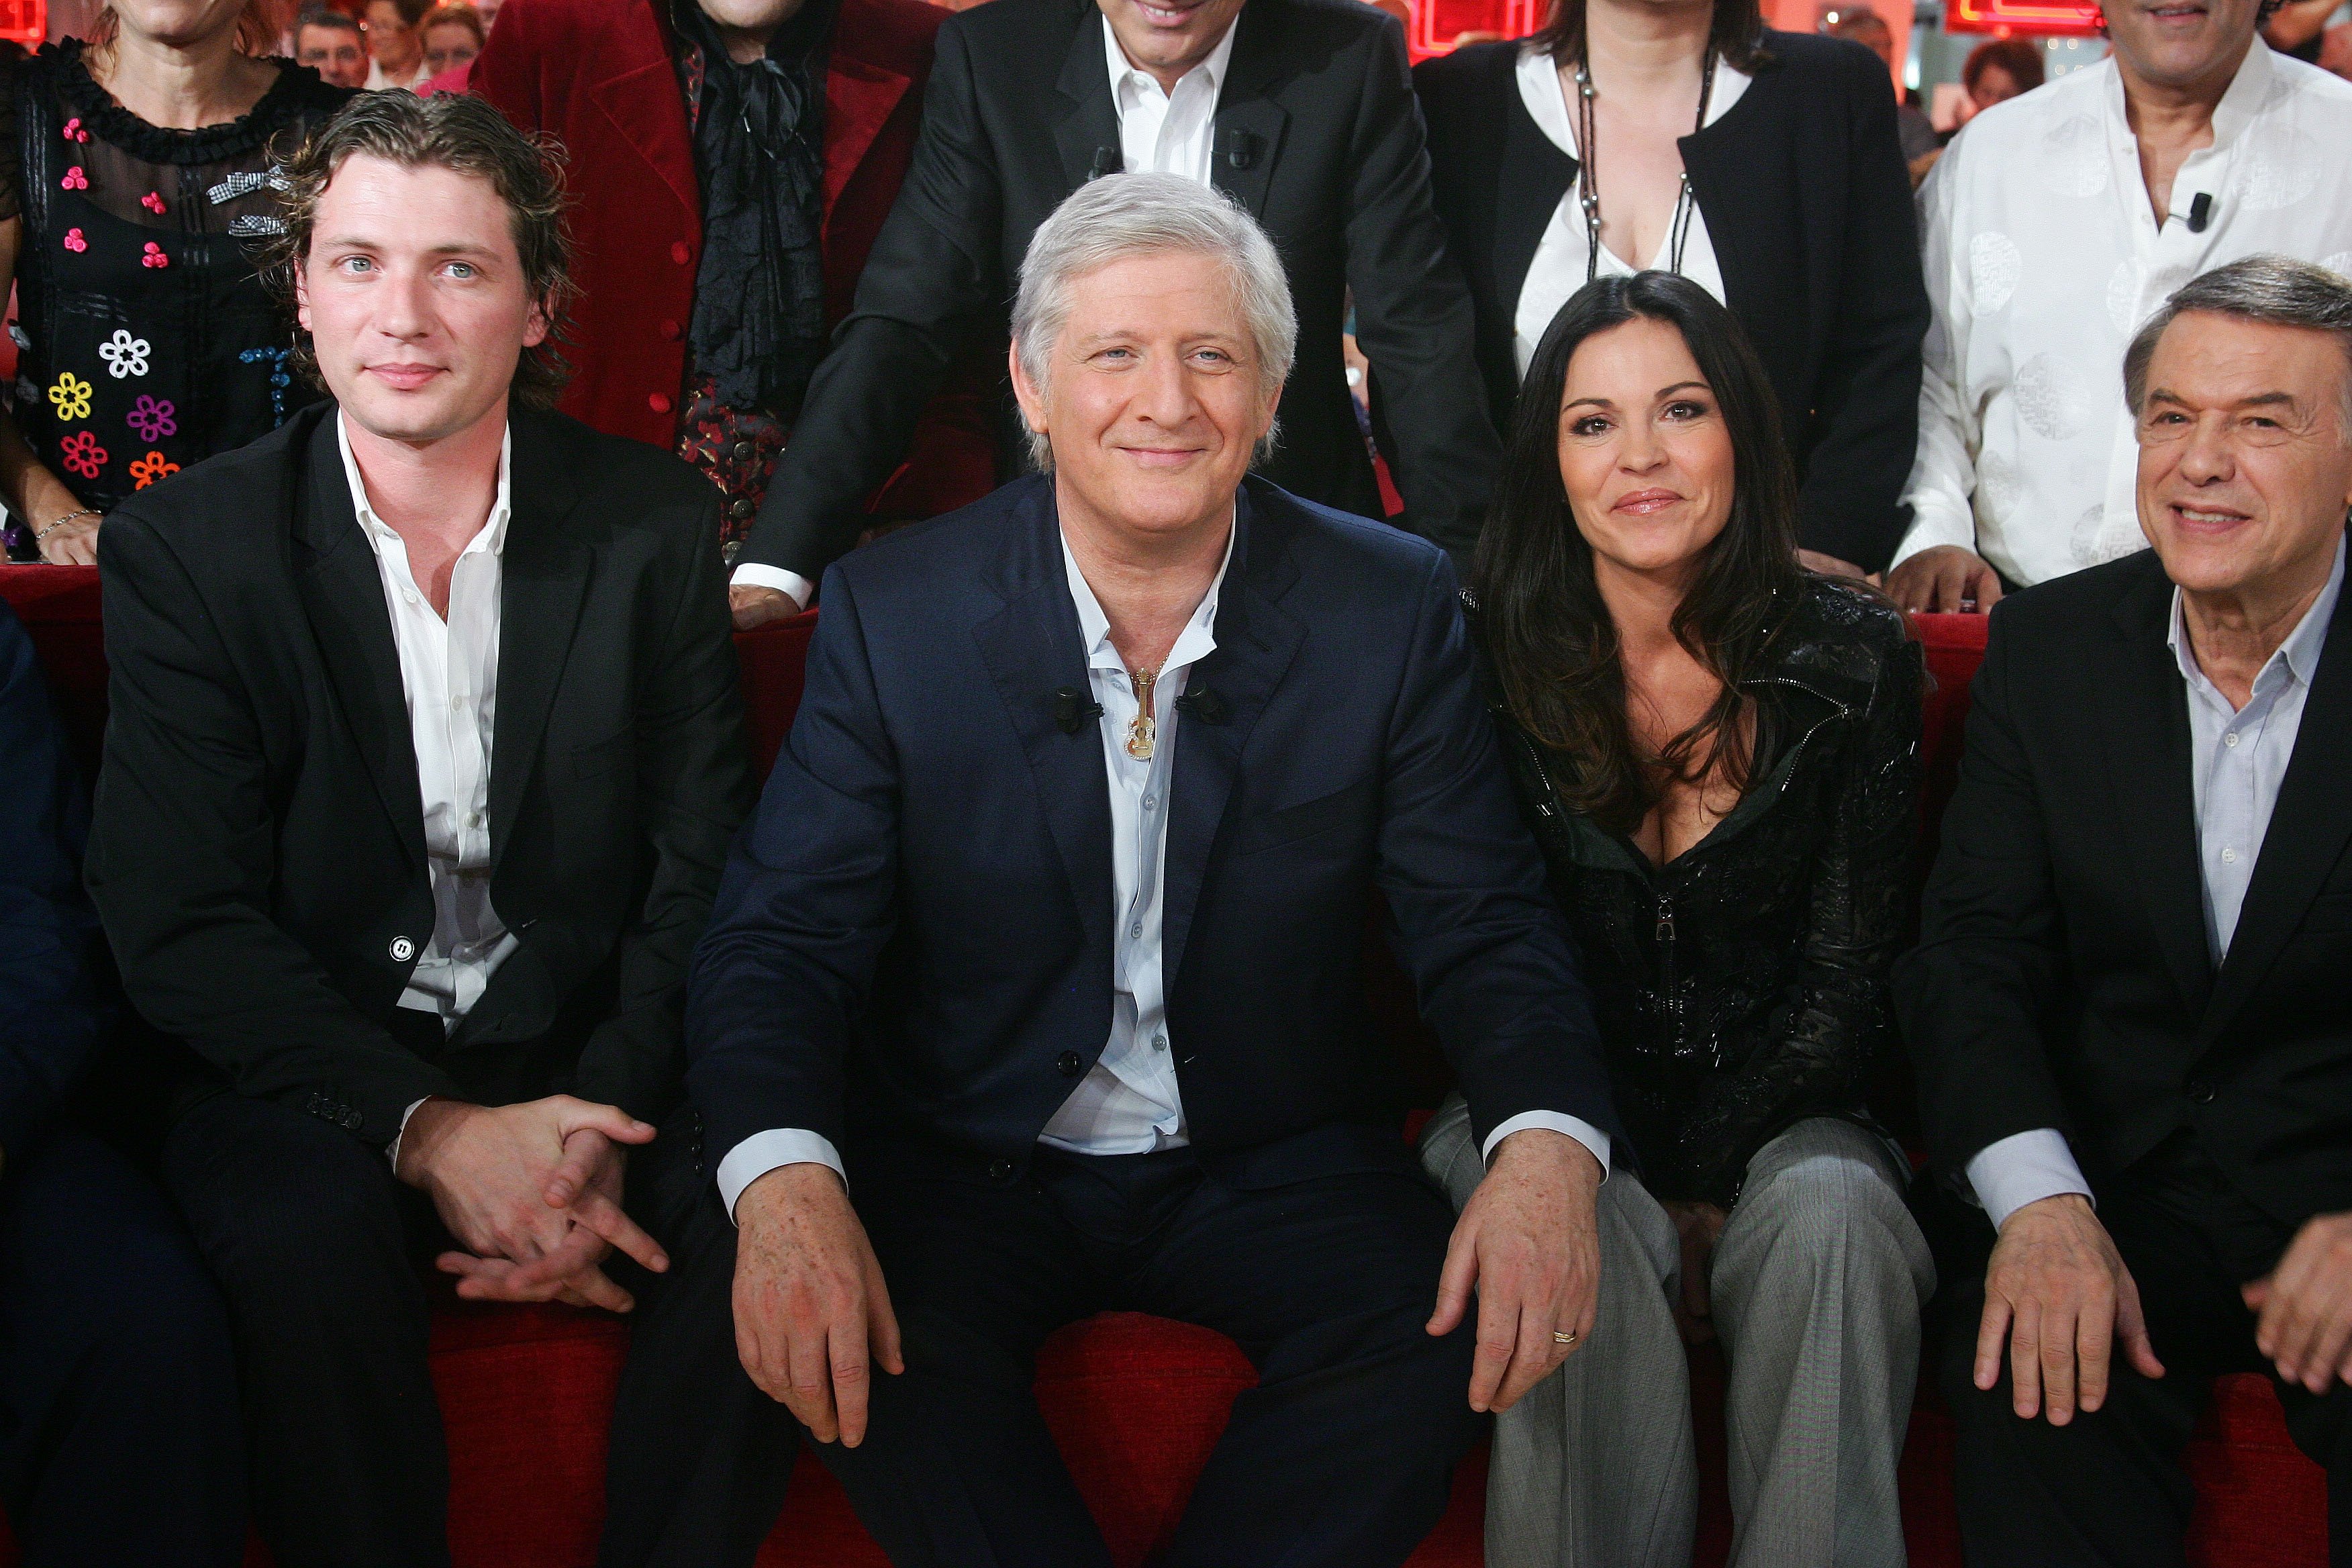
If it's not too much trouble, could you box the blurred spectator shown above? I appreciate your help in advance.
[2263,0,2336,60]
[2320,17,2352,77]
[1824,5,1939,162]
[361,0,426,87]
[0,0,351,565]
[295,5,368,87]
[1418,0,1928,575]
[472,0,498,28]
[418,0,481,76]
[472,0,995,558]
[1961,34,2042,115]
[1890,0,2352,611]
[722,0,1502,624]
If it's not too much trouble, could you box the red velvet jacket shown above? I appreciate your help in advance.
[471,0,993,520]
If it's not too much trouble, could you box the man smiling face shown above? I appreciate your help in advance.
[1096,0,1246,90]
[2135,309,2352,600]
[2103,0,2260,94]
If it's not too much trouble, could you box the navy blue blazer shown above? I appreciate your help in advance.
[688,473,1619,1186]
[0,601,103,1158]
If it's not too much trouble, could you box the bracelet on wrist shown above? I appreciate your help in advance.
[33,507,99,542]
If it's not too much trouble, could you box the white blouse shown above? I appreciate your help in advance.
[1512,44,1752,376]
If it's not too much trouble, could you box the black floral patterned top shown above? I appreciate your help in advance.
[3,42,350,514]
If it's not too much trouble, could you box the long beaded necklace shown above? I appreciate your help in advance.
[1572,47,1718,285]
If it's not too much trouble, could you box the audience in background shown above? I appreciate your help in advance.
[721,0,1502,625]
[1416,0,1927,578]
[85,93,784,1567]
[471,0,993,559]
[418,1,481,78]
[0,598,244,1568]
[1822,5,1939,166]
[1431,271,1930,1567]
[294,4,368,86]
[1901,254,2352,1568]
[362,0,427,87]
[0,0,350,565]
[1960,34,2042,115]
[1890,0,2352,613]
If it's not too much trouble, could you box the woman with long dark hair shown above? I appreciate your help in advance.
[1420,272,1932,1565]
[0,0,350,564]
[1414,0,1926,579]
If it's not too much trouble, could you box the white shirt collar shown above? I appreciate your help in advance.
[2103,34,2276,154]
[1514,40,1753,162]
[337,409,516,563]
[1103,9,1240,107]
[2168,530,2346,698]
[1061,510,1237,674]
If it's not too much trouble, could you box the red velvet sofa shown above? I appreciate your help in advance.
[0,562,2329,1567]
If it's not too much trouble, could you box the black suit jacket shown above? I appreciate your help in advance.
[692,474,1618,1185]
[1897,548,2352,1228]
[736,0,1500,582]
[87,405,756,1146]
[1415,36,1928,571]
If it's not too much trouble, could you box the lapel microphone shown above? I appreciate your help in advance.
[1053,687,1104,735]
[1089,146,1120,181]
[2188,193,2214,233]
[1218,127,1253,171]
[1175,687,1229,724]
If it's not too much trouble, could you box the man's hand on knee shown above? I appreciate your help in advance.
[1979,1193,2164,1424]
[2244,1212,2352,1393]
[732,1163,903,1447]
[1428,1128,1603,1415]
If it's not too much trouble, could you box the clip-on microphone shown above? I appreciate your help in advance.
[2188,192,2213,233]
[1089,146,1120,181]
[1218,127,1254,171]
[1053,687,1104,735]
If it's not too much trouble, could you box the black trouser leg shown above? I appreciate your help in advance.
[0,1127,244,1568]
[162,1091,449,1568]
[597,1110,802,1568]
[1124,1164,1484,1568]
[810,1150,1110,1568]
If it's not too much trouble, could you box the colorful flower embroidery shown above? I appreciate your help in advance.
[128,395,177,442]
[130,450,177,489]
[59,166,86,191]
[97,330,150,379]
[58,430,105,479]
[46,373,91,422]
[62,228,86,253]
[59,117,87,144]
[140,242,170,269]
[140,191,166,214]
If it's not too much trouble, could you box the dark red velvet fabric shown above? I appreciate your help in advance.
[0,568,2326,1566]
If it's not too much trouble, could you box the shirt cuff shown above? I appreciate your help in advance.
[716,1128,846,1224]
[1965,1128,2093,1231]
[387,1096,432,1169]
[1890,493,1977,571]
[1482,1111,1612,1183]
[729,563,814,611]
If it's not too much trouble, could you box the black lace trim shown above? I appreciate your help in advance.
[35,39,348,166]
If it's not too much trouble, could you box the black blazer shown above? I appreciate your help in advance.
[736,0,1501,581]
[1896,548,2352,1230]
[86,405,756,1146]
[1415,36,1928,571]
[691,474,1619,1187]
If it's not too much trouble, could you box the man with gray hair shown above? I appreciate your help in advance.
[1900,253,2352,1563]
[686,172,1622,1564]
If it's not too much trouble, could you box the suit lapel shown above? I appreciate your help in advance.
[2094,563,2214,1016]
[1161,482,1305,989]
[292,410,428,875]
[2200,572,2352,1043]
[589,43,699,228]
[487,418,591,878]
[1054,7,1124,193]
[970,481,1115,958]
[820,17,914,226]
[1498,82,1573,325]
[1210,7,1289,221]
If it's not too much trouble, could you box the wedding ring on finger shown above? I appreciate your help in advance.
[1552,1330,1579,1348]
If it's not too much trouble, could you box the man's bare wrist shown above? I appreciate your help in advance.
[2006,1191,2096,1227]
[739,1161,846,1217]
[393,1096,470,1184]
[1491,1127,1602,1185]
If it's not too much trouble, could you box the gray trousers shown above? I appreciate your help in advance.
[1422,1099,1934,1568]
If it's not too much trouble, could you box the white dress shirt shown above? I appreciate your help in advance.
[714,516,1611,1218]
[1965,536,2345,1229]
[724,12,1244,614]
[1510,44,1749,377]
[1899,41,2352,589]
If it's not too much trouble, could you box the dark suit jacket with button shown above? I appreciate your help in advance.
[1897,547,2352,1228]
[690,473,1619,1187]
[733,0,1501,585]
[85,405,756,1147]
[1414,35,1928,572]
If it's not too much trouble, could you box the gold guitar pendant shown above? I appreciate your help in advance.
[1126,666,1160,760]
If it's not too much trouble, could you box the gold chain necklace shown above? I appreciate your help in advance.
[1126,665,1161,760]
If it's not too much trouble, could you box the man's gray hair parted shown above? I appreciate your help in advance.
[2124,254,2352,433]
[1011,172,1297,472]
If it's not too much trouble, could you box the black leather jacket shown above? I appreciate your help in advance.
[1483,579,1924,1206]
